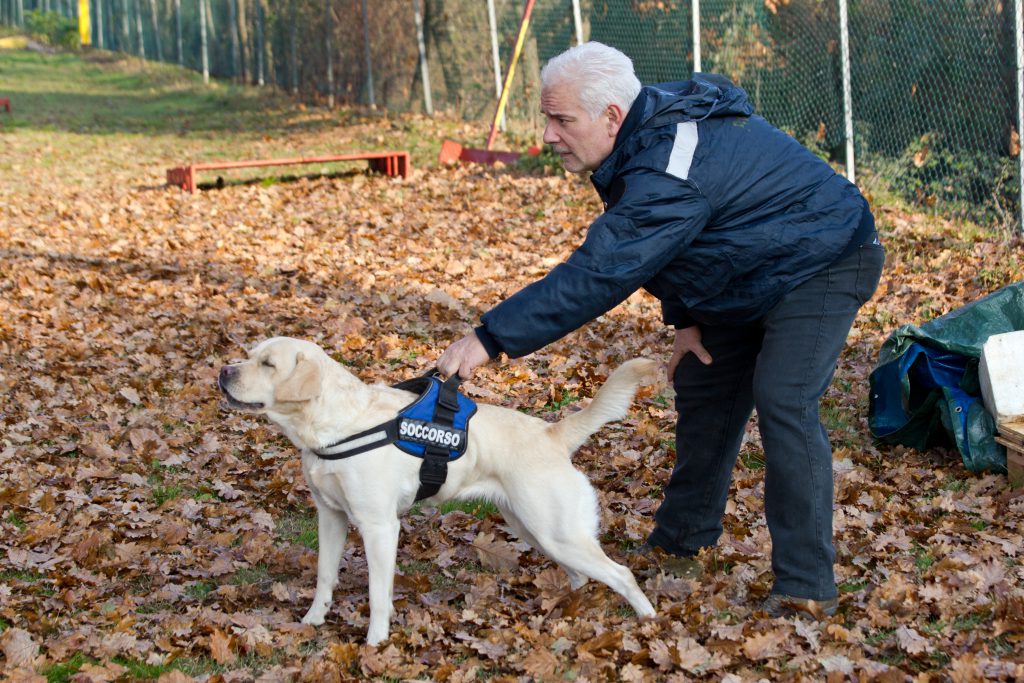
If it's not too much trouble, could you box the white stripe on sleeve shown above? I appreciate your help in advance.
[665,121,698,180]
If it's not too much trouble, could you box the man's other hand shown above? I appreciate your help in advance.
[667,325,712,382]
[438,332,491,379]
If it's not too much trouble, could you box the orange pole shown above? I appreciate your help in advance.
[485,0,535,150]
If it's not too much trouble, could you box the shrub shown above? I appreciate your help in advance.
[25,10,79,50]
[891,132,1019,227]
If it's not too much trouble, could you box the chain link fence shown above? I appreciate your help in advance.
[3,0,1022,231]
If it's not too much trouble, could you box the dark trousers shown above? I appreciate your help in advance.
[648,242,885,600]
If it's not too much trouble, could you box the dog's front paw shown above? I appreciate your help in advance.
[301,607,327,626]
[366,623,390,646]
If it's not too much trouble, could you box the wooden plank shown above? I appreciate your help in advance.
[996,421,1024,448]
[995,437,1024,489]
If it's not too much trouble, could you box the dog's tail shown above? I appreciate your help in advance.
[547,358,660,453]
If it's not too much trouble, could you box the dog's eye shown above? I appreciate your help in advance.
[261,360,275,369]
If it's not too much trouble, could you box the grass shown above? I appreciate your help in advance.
[41,652,289,681]
[0,50,294,136]
[0,46,464,192]
[185,580,216,601]
[438,499,500,519]
[543,389,582,412]
[739,449,765,470]
[44,652,90,683]
[277,507,319,550]
[6,511,27,531]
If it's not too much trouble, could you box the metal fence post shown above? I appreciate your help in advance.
[487,0,504,130]
[413,0,432,115]
[325,0,334,108]
[199,0,209,84]
[361,0,375,107]
[174,0,181,65]
[95,0,103,46]
[571,0,583,45]
[840,0,855,184]
[1016,0,1023,233]
[692,0,700,73]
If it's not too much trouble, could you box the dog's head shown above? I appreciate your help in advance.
[218,337,327,415]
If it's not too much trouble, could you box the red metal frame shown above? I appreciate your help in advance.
[166,151,410,192]
[438,139,540,167]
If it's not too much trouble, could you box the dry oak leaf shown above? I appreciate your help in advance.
[1,628,39,669]
[471,532,521,572]
[895,625,931,655]
[70,661,127,682]
[741,629,788,660]
[209,628,235,665]
[949,652,984,683]
[358,644,409,678]
[518,647,560,680]
[676,636,717,672]
[156,671,196,683]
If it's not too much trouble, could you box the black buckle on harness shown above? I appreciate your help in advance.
[415,446,450,501]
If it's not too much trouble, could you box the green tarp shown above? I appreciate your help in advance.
[868,281,1024,473]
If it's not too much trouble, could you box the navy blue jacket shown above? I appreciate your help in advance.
[477,74,873,359]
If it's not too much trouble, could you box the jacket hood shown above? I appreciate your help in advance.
[620,73,754,142]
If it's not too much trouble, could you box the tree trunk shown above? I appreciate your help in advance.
[148,0,161,61]
[237,0,250,85]
[424,0,462,110]
[229,0,240,81]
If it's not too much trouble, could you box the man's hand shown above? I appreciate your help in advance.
[437,332,491,379]
[667,325,712,382]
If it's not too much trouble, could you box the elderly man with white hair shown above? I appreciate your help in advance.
[438,41,884,619]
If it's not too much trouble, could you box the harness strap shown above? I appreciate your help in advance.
[413,373,464,501]
[315,421,398,460]
[312,368,468,502]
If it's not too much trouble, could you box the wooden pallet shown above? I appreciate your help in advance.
[994,421,1024,488]
[167,151,410,193]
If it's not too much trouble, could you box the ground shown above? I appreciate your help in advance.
[1,47,1023,682]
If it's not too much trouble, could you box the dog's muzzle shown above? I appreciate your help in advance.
[218,365,265,411]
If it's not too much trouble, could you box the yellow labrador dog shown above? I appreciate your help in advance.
[218,337,656,645]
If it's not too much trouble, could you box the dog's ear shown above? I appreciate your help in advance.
[275,353,323,403]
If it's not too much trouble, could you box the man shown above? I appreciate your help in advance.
[437,42,884,618]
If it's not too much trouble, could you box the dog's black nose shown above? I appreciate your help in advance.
[219,365,237,385]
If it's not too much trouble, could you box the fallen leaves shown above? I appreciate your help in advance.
[2,72,1024,682]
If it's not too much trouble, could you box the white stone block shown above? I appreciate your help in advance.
[979,330,1024,423]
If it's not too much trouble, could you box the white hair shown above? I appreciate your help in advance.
[540,42,642,120]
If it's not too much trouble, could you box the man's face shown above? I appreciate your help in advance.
[541,81,622,174]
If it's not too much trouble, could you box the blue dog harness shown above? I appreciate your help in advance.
[313,369,477,501]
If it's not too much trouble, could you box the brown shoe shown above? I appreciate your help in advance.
[760,593,838,619]
[629,543,703,579]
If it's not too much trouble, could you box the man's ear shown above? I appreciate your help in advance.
[275,354,323,403]
[605,103,625,138]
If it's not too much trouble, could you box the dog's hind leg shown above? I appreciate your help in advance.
[499,502,589,590]
[356,516,401,646]
[512,472,655,618]
[302,503,349,626]
[540,534,655,618]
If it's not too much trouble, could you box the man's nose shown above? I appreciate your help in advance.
[542,123,559,145]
